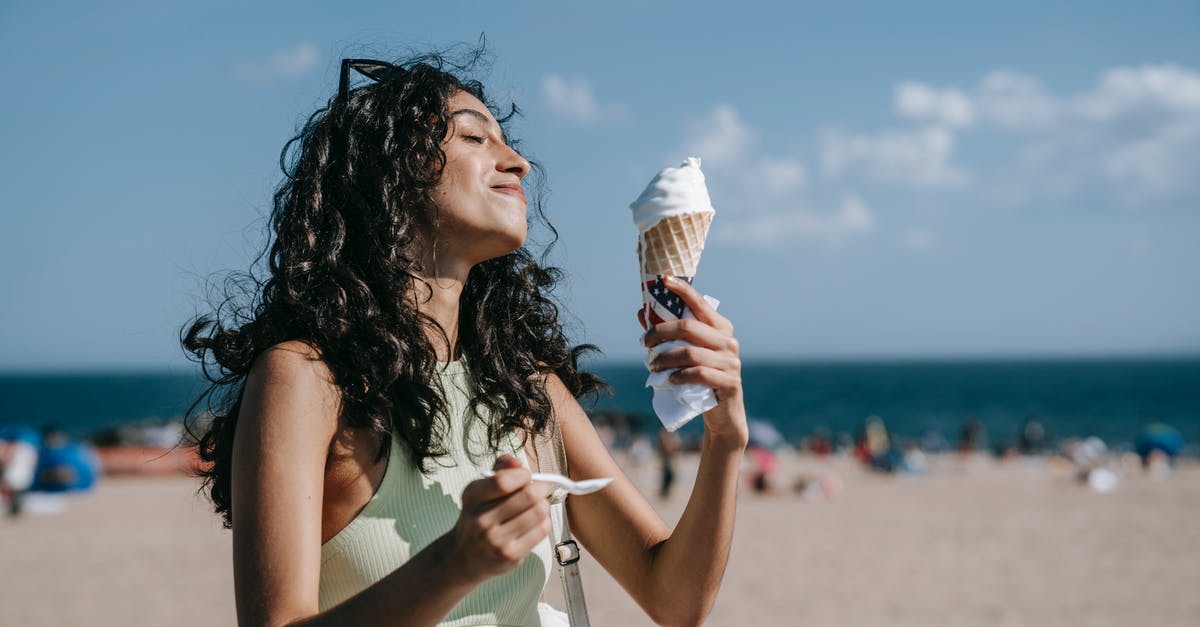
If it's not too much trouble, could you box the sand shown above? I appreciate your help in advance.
[3,452,1199,626]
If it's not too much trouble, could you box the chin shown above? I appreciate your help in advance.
[499,231,527,255]
[477,228,527,262]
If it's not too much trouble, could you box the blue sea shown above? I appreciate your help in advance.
[1,358,1197,452]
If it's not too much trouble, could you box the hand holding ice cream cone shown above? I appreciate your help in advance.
[630,157,743,435]
[639,276,747,445]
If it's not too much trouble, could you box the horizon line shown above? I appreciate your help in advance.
[3,350,1200,376]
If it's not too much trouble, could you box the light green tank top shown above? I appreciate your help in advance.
[318,359,553,626]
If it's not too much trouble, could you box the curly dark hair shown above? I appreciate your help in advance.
[181,45,609,528]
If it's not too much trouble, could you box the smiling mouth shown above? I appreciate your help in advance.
[491,186,526,202]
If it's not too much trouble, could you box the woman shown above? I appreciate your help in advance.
[182,48,747,627]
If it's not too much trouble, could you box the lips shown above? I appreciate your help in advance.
[491,184,526,203]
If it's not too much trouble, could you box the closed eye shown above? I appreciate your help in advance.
[464,134,486,144]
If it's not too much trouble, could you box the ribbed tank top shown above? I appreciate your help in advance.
[318,359,553,626]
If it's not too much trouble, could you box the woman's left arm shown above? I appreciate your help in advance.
[549,276,747,626]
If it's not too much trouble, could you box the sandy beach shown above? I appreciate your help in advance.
[3,452,1199,626]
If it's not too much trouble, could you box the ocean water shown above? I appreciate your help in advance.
[1,358,1197,451]
[587,358,1200,451]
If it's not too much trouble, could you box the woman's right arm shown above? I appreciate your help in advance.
[231,343,551,627]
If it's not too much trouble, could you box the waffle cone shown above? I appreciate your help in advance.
[637,211,713,278]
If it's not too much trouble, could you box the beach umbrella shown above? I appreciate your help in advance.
[748,419,784,449]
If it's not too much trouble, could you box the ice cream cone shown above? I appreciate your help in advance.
[628,157,722,431]
[637,210,713,278]
[630,157,716,326]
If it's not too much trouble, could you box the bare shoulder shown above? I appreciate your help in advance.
[251,340,335,384]
[242,340,342,440]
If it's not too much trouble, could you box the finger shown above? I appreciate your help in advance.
[464,467,531,508]
[497,495,550,533]
[479,492,549,549]
[483,513,549,568]
[661,276,730,331]
[515,512,553,547]
[636,307,648,331]
[483,485,545,527]
[644,318,735,353]
[650,345,740,374]
[667,365,741,393]
[504,513,553,561]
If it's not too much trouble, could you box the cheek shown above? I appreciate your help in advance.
[431,161,461,199]
[429,167,472,217]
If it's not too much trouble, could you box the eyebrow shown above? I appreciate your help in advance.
[450,108,507,143]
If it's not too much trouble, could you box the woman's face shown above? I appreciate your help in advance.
[428,90,531,266]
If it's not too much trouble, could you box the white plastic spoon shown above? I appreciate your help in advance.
[482,469,614,496]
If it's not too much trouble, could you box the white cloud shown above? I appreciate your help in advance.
[895,82,975,128]
[1075,64,1200,122]
[820,126,968,187]
[683,105,755,166]
[1074,65,1200,196]
[669,105,870,246]
[712,194,874,247]
[673,62,1200,250]
[541,75,624,124]
[235,43,319,85]
[974,71,1058,129]
[1103,118,1200,194]
[887,64,1200,197]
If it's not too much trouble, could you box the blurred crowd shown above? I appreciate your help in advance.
[588,409,1190,501]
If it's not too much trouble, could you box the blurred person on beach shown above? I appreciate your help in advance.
[655,425,680,500]
[0,424,41,516]
[1018,417,1047,455]
[746,445,779,493]
[746,420,783,492]
[806,427,832,457]
[957,416,987,455]
[855,415,899,472]
[180,43,747,627]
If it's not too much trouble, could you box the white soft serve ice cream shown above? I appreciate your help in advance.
[629,157,715,232]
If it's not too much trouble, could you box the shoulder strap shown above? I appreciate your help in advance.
[534,418,591,627]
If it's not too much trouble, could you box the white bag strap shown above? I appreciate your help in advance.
[535,419,590,627]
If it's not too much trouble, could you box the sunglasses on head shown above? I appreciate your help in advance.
[338,58,408,102]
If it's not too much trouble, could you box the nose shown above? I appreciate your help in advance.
[498,144,531,180]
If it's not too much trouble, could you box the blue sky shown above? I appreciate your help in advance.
[1,0,1198,371]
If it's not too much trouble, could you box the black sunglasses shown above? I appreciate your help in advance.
[338,58,408,102]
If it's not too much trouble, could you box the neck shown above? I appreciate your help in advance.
[410,249,473,363]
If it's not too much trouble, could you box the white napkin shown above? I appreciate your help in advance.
[643,294,721,432]
[537,602,570,627]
